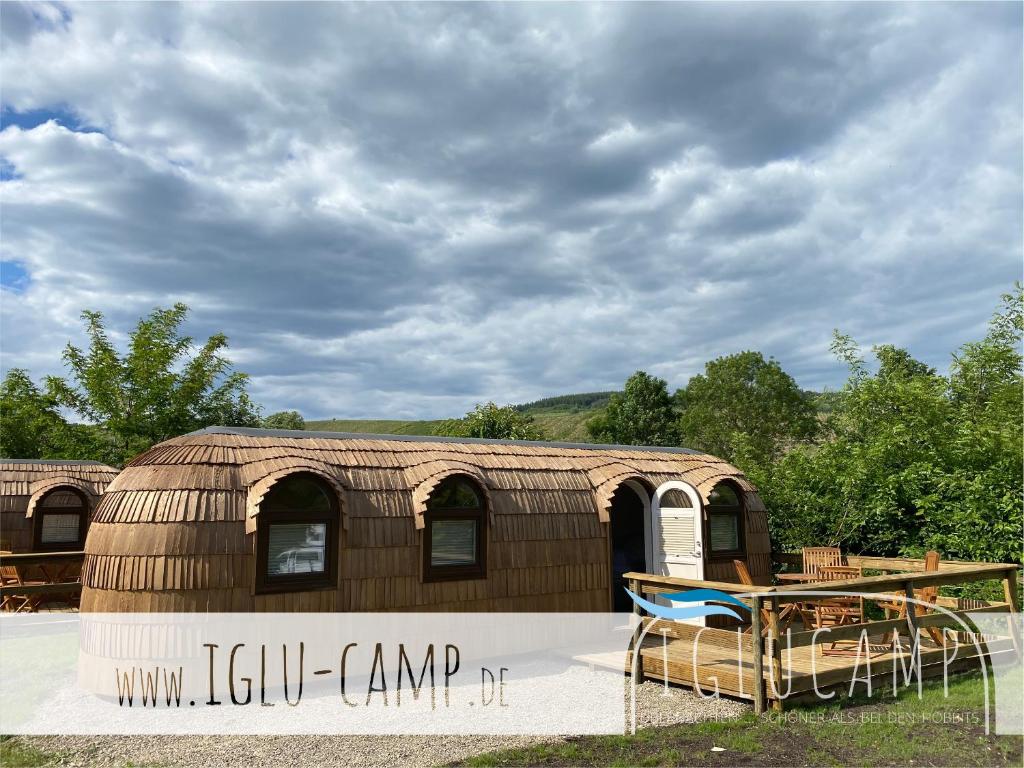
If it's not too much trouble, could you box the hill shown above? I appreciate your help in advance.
[303,418,448,436]
[305,398,606,442]
[512,392,615,413]
[304,389,833,443]
[527,408,602,441]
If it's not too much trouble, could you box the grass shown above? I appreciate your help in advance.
[0,739,136,768]
[530,410,602,442]
[3,673,1018,767]
[305,408,604,443]
[455,672,1023,767]
[0,736,61,767]
[304,418,448,435]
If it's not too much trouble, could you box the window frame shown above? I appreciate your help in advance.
[254,473,339,595]
[32,487,89,552]
[422,476,487,583]
[704,482,746,561]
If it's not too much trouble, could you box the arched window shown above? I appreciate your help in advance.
[33,487,89,551]
[658,488,693,509]
[255,474,338,594]
[706,482,744,558]
[423,476,486,582]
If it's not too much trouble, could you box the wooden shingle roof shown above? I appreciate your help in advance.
[107,426,758,527]
[81,428,772,611]
[0,459,120,510]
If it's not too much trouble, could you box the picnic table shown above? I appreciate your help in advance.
[775,572,817,583]
[0,551,84,612]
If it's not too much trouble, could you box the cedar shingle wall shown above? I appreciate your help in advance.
[0,462,118,553]
[80,432,770,613]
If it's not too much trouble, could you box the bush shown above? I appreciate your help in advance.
[751,286,1022,565]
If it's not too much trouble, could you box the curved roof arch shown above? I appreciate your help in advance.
[245,461,348,534]
[25,476,99,518]
[407,460,494,530]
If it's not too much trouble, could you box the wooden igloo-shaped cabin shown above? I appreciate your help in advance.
[1,459,119,554]
[81,427,771,613]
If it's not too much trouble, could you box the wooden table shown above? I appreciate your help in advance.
[36,562,75,584]
[773,573,826,630]
[775,572,876,638]
[764,573,817,629]
[776,572,818,583]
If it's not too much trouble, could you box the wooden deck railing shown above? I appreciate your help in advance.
[774,551,1023,576]
[624,559,1020,715]
[0,550,85,567]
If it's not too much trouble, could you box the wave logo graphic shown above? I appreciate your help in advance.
[624,587,750,621]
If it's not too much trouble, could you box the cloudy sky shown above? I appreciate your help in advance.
[1,2,1021,419]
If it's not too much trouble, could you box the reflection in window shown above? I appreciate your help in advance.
[658,488,693,508]
[708,484,740,506]
[706,481,744,557]
[429,480,481,510]
[430,519,478,567]
[33,487,88,551]
[708,514,740,552]
[256,474,337,594]
[40,513,82,545]
[268,522,327,575]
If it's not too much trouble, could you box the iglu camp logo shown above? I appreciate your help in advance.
[624,587,750,621]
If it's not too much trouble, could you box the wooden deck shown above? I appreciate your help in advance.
[629,621,1015,706]
[623,562,1021,711]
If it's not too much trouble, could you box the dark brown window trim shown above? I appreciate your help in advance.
[32,487,89,552]
[254,475,339,595]
[422,478,488,583]
[704,483,746,561]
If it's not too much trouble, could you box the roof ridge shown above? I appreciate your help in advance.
[0,458,113,466]
[188,425,703,455]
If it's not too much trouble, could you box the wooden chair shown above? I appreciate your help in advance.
[0,553,23,612]
[795,547,845,629]
[734,559,800,634]
[878,551,944,645]
[0,553,45,613]
[734,560,772,635]
[812,565,865,656]
[802,547,843,577]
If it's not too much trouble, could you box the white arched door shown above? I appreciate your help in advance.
[651,481,705,622]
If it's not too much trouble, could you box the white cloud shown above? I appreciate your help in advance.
[0,1,1020,418]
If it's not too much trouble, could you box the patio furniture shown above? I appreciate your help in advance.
[0,552,79,613]
[735,560,800,633]
[802,547,843,577]
[0,553,22,612]
[775,571,833,629]
[627,559,1017,713]
[734,559,773,634]
[784,548,846,630]
[878,550,944,645]
[0,553,47,613]
[775,572,817,583]
[809,565,865,656]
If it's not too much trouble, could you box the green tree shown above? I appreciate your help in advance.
[0,369,82,458]
[754,285,1023,566]
[675,351,817,464]
[930,285,1023,564]
[437,402,546,440]
[262,410,306,430]
[587,371,678,446]
[46,303,261,464]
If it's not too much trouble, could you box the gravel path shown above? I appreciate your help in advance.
[17,682,747,767]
